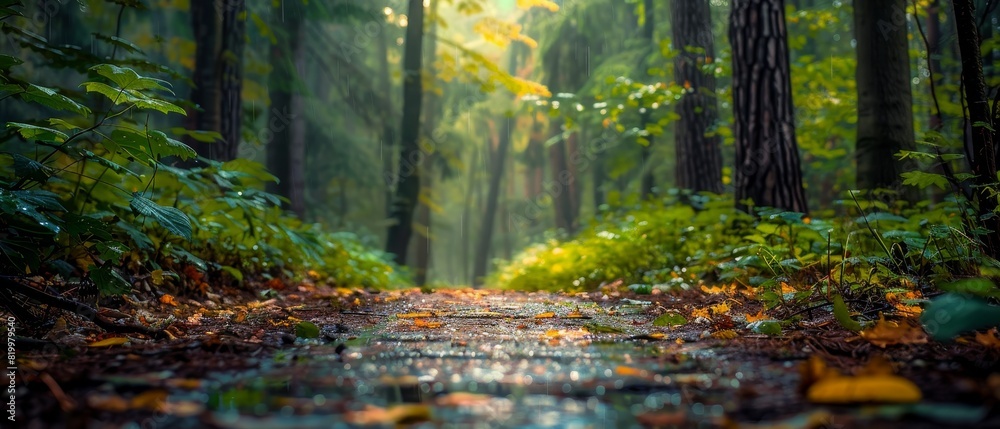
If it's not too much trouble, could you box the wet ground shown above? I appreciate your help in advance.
[15,287,1000,428]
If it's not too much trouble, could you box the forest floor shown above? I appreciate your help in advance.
[12,282,1000,428]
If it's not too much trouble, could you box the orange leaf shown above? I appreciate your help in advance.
[413,319,443,329]
[744,309,770,323]
[534,312,555,319]
[159,294,178,306]
[860,317,928,348]
[397,312,434,319]
[975,329,1000,349]
[710,302,730,315]
[615,365,645,377]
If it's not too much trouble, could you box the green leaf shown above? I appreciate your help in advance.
[6,121,68,142]
[901,171,949,190]
[81,82,185,115]
[10,153,52,183]
[832,294,863,332]
[90,265,131,296]
[220,265,244,282]
[129,193,192,240]
[95,242,128,265]
[921,293,1000,341]
[105,127,196,162]
[90,64,172,92]
[20,84,91,116]
[938,278,1000,299]
[653,312,687,327]
[0,54,22,70]
[295,321,320,339]
[748,320,782,335]
[92,34,144,55]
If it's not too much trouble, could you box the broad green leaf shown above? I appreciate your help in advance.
[95,241,128,265]
[901,171,948,190]
[748,320,782,335]
[0,54,22,69]
[938,278,1000,299]
[7,121,68,142]
[21,84,91,116]
[921,293,1000,340]
[653,312,687,326]
[295,321,320,339]
[129,193,192,240]
[90,64,172,92]
[91,265,131,296]
[92,35,144,55]
[105,127,196,162]
[10,153,52,183]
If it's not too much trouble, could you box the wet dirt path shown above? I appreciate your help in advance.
[18,288,999,428]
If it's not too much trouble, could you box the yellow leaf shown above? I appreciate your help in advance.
[534,312,555,319]
[860,317,927,348]
[130,389,168,411]
[690,307,711,319]
[710,302,730,315]
[807,375,922,404]
[564,310,585,319]
[545,329,561,338]
[150,269,164,286]
[744,309,770,323]
[615,365,645,377]
[88,337,129,347]
[397,312,434,319]
[711,329,738,339]
[648,333,665,340]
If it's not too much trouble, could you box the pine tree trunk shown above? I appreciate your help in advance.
[953,0,1000,257]
[549,120,575,233]
[413,0,440,286]
[854,0,916,191]
[187,0,223,160]
[266,5,305,214]
[218,0,246,161]
[385,0,425,266]
[639,0,656,198]
[671,0,723,193]
[729,0,809,214]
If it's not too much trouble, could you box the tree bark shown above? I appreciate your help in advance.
[729,0,809,214]
[266,4,306,216]
[549,120,576,232]
[953,0,1000,257]
[671,0,723,193]
[853,0,917,191]
[413,0,440,286]
[385,0,425,266]
[379,17,396,217]
[218,0,246,162]
[639,0,656,198]
[187,0,223,161]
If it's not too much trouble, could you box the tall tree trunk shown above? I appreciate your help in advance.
[549,120,575,232]
[187,0,223,160]
[266,4,306,215]
[413,0,440,286]
[473,47,516,284]
[379,13,396,217]
[461,145,478,284]
[730,0,809,214]
[853,0,916,191]
[219,0,246,161]
[953,0,1000,257]
[385,0,425,266]
[639,0,656,198]
[671,0,723,193]
[927,0,944,131]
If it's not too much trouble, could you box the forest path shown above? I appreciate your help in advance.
[19,288,997,428]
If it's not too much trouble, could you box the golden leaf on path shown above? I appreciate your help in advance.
[648,332,665,340]
[860,317,928,348]
[711,329,738,339]
[690,307,711,319]
[545,329,561,338]
[130,389,168,411]
[564,310,585,318]
[710,302,731,315]
[346,404,431,425]
[88,337,129,347]
[744,309,770,323]
[975,329,1000,349]
[233,310,247,323]
[397,312,434,319]
[159,294,178,306]
[700,284,727,295]
[807,375,922,404]
[413,319,443,329]
[534,312,555,319]
[87,394,129,412]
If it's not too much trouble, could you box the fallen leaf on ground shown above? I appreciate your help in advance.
[564,310,585,318]
[860,317,927,348]
[636,410,686,427]
[711,329,738,339]
[615,365,645,377]
[974,329,1000,349]
[653,312,687,327]
[435,392,493,407]
[744,310,770,323]
[804,355,922,404]
[534,311,555,319]
[413,319,443,329]
[396,312,434,319]
[87,394,129,412]
[710,302,731,315]
[88,337,129,347]
[159,294,178,306]
[346,404,431,425]
[690,307,711,319]
[130,389,168,411]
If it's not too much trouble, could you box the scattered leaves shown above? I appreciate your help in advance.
[159,294,178,306]
[860,317,928,348]
[88,337,129,347]
[534,311,555,319]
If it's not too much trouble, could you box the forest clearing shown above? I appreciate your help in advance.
[2,0,1000,427]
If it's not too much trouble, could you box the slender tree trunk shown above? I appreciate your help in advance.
[853,0,917,191]
[379,13,396,217]
[385,0,425,265]
[639,0,656,198]
[672,0,723,193]
[187,0,223,160]
[953,0,1000,257]
[927,0,944,131]
[266,5,305,214]
[288,44,307,218]
[218,0,246,161]
[549,120,575,232]
[730,0,809,214]
[413,0,440,286]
